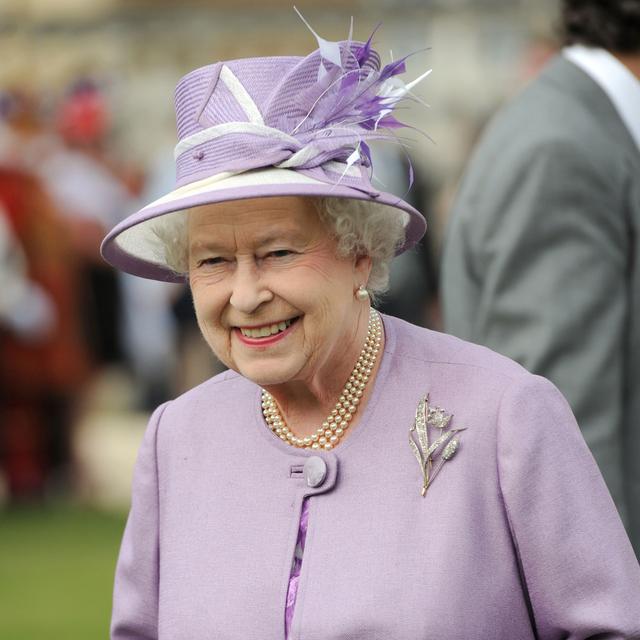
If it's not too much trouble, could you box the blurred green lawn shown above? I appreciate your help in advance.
[0,505,127,640]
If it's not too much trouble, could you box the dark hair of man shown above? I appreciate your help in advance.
[561,0,640,53]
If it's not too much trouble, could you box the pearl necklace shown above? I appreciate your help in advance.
[261,309,382,450]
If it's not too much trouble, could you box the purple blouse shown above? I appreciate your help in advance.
[285,498,310,639]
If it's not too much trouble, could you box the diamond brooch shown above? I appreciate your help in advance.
[409,395,465,497]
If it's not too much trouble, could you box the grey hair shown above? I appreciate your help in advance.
[313,198,405,299]
[152,197,406,300]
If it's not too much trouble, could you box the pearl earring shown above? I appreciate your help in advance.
[355,285,370,301]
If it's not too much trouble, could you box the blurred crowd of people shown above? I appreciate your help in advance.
[0,80,181,502]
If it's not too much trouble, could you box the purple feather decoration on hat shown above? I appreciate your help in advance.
[286,11,430,185]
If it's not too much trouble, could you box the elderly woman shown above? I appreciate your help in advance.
[102,25,640,640]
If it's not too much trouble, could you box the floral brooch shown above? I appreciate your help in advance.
[409,395,466,497]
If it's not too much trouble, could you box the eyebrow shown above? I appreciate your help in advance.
[253,230,307,247]
[189,229,308,254]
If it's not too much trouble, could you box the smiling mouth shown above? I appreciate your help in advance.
[238,317,299,339]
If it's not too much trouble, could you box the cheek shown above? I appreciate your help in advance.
[189,279,228,338]
[294,270,354,344]
[286,253,355,297]
[279,268,349,323]
[190,290,235,367]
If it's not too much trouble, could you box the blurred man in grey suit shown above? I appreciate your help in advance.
[441,0,640,555]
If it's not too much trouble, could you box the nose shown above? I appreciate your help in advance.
[229,261,273,314]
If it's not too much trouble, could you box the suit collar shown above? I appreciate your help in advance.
[539,55,640,159]
[562,45,640,152]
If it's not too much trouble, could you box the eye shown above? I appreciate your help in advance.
[196,256,227,268]
[266,249,295,259]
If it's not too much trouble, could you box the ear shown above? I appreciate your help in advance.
[353,253,373,286]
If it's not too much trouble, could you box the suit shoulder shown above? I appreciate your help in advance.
[472,59,619,167]
[387,315,530,384]
[159,368,255,424]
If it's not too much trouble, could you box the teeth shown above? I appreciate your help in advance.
[240,318,295,338]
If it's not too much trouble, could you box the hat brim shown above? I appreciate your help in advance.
[101,167,427,282]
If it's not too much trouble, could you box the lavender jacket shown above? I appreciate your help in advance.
[112,315,640,639]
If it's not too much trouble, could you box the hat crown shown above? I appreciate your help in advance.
[171,41,393,190]
[175,56,300,140]
[173,41,377,142]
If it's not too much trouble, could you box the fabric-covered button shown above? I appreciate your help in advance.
[303,456,327,488]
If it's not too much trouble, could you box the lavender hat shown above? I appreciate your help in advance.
[101,23,429,282]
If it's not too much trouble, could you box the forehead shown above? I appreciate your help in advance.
[188,196,324,246]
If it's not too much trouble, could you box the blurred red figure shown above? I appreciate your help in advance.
[0,166,88,500]
[56,81,109,147]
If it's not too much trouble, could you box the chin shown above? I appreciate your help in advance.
[236,359,303,388]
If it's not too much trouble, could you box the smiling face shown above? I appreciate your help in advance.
[188,196,372,389]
